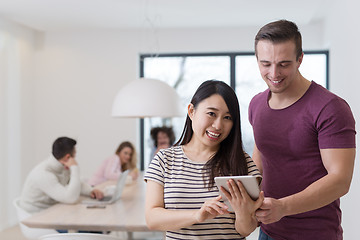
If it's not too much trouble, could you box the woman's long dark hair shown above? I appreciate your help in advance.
[175,80,248,188]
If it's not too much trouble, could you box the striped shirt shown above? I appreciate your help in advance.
[144,145,261,239]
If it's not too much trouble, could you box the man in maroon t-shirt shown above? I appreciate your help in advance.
[249,20,356,240]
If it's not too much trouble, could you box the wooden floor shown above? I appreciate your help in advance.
[1,224,259,239]
[0,225,27,240]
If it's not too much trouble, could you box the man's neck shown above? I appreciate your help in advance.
[268,75,311,109]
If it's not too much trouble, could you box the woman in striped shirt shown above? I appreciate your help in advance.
[144,80,264,239]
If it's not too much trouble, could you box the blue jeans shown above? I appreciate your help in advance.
[259,228,275,240]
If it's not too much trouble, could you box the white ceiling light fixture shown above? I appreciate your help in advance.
[111,78,184,118]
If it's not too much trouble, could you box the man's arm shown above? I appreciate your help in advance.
[37,165,82,204]
[256,148,355,224]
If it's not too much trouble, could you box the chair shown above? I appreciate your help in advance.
[39,233,122,240]
[13,197,58,239]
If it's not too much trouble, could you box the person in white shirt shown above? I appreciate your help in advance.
[20,136,104,214]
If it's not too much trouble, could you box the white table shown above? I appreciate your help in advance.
[22,172,160,239]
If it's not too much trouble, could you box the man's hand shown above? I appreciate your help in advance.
[60,156,78,169]
[255,197,285,224]
[91,189,104,200]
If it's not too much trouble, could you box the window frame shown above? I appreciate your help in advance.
[139,50,329,170]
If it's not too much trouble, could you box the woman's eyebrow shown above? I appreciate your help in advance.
[206,107,230,114]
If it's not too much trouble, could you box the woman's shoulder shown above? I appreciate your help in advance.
[146,146,183,176]
[158,145,182,153]
[244,152,262,178]
[156,145,183,159]
[243,151,253,162]
[96,155,119,169]
[152,146,184,165]
[104,154,119,161]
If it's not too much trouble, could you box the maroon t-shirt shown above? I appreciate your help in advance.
[249,81,356,240]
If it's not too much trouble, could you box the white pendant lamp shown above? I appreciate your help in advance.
[111,78,184,118]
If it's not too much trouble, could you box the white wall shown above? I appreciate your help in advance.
[1,3,359,238]
[0,17,36,229]
[31,31,139,179]
[325,0,359,238]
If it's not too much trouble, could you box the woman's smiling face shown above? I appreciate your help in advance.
[188,94,233,150]
[119,146,132,164]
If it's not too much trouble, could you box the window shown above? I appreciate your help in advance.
[139,51,328,170]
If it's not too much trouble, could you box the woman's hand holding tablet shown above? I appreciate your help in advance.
[214,175,261,212]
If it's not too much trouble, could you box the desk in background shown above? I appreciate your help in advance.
[22,172,161,239]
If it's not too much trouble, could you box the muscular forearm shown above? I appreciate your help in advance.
[280,173,351,216]
[257,148,355,224]
[281,148,355,217]
[146,207,198,231]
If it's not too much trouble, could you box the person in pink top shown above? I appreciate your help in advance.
[88,141,138,186]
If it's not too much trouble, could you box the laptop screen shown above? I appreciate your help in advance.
[110,169,130,202]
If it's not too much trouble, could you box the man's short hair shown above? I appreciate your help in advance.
[255,19,303,60]
[52,137,77,160]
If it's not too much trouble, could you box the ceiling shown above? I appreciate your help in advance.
[0,0,331,32]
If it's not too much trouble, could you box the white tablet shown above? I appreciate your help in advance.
[214,175,261,212]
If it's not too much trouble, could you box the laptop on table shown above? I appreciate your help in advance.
[82,170,130,205]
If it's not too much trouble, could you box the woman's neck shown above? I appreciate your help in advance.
[183,140,218,163]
